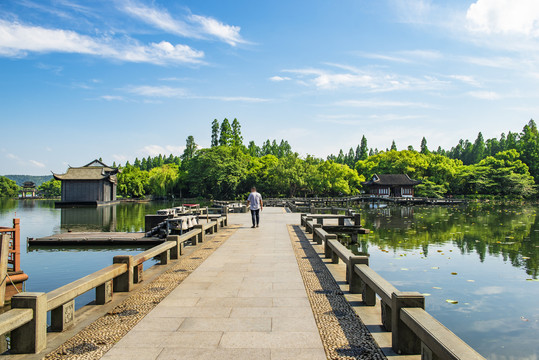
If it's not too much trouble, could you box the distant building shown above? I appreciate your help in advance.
[53,160,120,206]
[20,181,36,198]
[362,174,421,198]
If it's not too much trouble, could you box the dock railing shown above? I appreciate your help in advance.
[0,215,227,354]
[300,212,485,360]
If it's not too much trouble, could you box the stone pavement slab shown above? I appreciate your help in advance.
[102,208,326,360]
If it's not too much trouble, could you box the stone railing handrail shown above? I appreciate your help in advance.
[0,308,33,336]
[46,263,127,312]
[0,216,228,354]
[302,211,485,360]
[400,307,485,360]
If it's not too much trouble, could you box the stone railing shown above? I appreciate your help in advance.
[0,215,228,354]
[300,213,485,360]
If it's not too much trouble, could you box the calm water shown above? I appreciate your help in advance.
[0,199,182,312]
[346,203,538,360]
[0,200,537,359]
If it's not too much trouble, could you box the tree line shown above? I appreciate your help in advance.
[1,118,538,199]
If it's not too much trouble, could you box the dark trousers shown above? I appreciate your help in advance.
[251,209,260,226]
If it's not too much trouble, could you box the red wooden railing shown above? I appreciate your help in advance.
[0,218,21,272]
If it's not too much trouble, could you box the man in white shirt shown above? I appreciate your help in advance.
[246,186,263,228]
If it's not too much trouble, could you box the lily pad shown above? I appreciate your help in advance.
[446,299,458,304]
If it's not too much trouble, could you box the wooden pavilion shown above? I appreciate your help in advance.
[53,160,120,206]
[362,174,421,198]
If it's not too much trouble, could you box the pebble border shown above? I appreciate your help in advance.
[44,225,240,360]
[287,225,387,360]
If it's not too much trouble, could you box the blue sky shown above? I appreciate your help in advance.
[1,0,539,175]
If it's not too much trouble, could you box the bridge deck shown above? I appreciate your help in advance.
[102,208,327,360]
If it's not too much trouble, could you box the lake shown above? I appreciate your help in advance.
[0,199,537,359]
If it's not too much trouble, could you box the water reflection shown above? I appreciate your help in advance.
[60,206,117,232]
[352,204,538,278]
[339,203,539,359]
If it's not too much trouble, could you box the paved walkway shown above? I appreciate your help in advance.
[102,208,326,360]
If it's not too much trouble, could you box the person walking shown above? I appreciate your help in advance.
[246,186,263,228]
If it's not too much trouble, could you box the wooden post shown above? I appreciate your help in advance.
[0,234,9,308]
[354,214,361,226]
[12,218,21,272]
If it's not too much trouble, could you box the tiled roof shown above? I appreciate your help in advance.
[362,174,421,186]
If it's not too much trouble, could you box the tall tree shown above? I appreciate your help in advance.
[359,135,369,160]
[211,119,220,147]
[247,141,260,157]
[391,140,397,151]
[231,118,243,147]
[471,132,486,164]
[182,135,197,162]
[219,118,233,146]
[420,137,429,154]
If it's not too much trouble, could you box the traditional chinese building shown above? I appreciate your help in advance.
[53,160,120,206]
[20,181,36,198]
[362,174,421,197]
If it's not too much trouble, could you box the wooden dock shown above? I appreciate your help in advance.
[29,232,162,245]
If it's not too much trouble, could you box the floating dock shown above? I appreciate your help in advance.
[29,232,162,245]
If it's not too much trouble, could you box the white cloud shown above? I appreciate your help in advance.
[6,153,19,160]
[0,20,204,65]
[120,1,195,38]
[201,96,269,103]
[119,1,245,46]
[123,85,269,102]
[269,76,291,82]
[466,0,539,37]
[139,145,185,157]
[335,99,433,108]
[282,64,447,91]
[29,160,45,168]
[189,14,244,46]
[449,75,481,87]
[468,90,501,100]
[100,95,127,101]
[125,85,187,97]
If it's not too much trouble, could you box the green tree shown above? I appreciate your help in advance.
[391,140,397,151]
[211,119,220,147]
[247,141,260,157]
[117,166,150,198]
[231,118,243,147]
[187,146,249,199]
[359,135,368,160]
[38,179,61,198]
[182,135,197,163]
[219,118,233,146]
[420,137,429,154]
[0,177,19,198]
[148,164,179,197]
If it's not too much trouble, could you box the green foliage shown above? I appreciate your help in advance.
[117,165,149,198]
[187,146,249,199]
[181,135,197,163]
[211,119,219,147]
[219,118,233,146]
[3,175,52,187]
[0,176,19,198]
[149,164,179,197]
[38,179,61,197]
[113,118,539,200]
